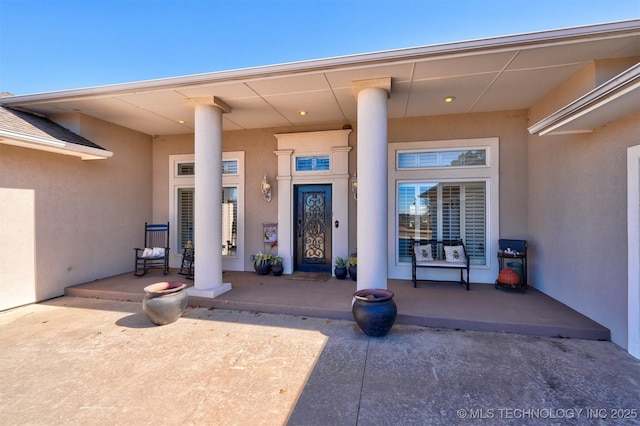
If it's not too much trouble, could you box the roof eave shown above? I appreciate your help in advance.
[0,131,113,160]
[528,62,640,136]
[3,19,639,105]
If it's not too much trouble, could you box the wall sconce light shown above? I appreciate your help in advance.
[351,172,358,201]
[261,174,272,202]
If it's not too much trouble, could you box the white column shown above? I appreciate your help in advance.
[187,100,232,298]
[354,79,390,290]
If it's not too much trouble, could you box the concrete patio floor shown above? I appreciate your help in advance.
[1,296,638,425]
[65,270,610,341]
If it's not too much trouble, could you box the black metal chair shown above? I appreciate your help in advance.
[133,222,170,276]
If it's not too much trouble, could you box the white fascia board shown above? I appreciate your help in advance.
[529,62,640,136]
[4,20,639,105]
[0,131,113,160]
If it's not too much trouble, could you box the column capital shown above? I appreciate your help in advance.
[352,77,391,98]
[186,96,232,113]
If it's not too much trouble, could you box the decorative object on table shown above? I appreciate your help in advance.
[348,255,357,281]
[271,256,284,276]
[352,289,397,337]
[507,262,523,282]
[142,282,188,326]
[254,251,272,275]
[334,256,348,280]
[495,239,528,293]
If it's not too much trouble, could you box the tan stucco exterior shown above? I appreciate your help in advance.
[527,58,640,347]
[1,29,638,352]
[0,116,151,309]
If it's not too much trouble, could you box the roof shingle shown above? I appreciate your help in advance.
[0,106,106,150]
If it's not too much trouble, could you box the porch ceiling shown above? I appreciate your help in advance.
[3,21,639,136]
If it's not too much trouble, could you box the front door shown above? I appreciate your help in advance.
[294,184,332,272]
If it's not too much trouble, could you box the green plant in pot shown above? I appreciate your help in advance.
[348,256,357,281]
[271,256,284,276]
[254,251,272,275]
[334,256,348,280]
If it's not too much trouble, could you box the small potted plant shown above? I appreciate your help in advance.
[271,256,284,276]
[334,256,348,280]
[253,251,272,275]
[348,255,357,281]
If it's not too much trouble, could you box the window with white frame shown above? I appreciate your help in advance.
[398,181,486,265]
[390,138,498,279]
[169,153,245,270]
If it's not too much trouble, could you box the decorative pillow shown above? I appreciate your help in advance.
[414,244,433,261]
[141,248,154,258]
[141,247,165,259]
[444,245,465,263]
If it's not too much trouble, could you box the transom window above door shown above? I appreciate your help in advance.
[296,156,330,172]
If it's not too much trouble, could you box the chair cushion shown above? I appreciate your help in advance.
[141,247,166,259]
[414,244,433,261]
[444,245,466,263]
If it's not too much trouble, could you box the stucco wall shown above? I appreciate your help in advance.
[153,123,343,271]
[528,57,640,349]
[0,115,151,307]
[153,112,529,273]
[389,110,530,239]
[528,112,639,348]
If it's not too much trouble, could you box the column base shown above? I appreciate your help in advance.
[187,283,232,299]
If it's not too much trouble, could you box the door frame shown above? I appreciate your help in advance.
[274,130,352,275]
[294,184,333,272]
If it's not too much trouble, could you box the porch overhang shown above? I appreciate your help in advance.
[528,62,640,136]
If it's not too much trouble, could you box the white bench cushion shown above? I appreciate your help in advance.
[416,260,466,267]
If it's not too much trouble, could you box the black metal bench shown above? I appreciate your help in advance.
[410,238,470,290]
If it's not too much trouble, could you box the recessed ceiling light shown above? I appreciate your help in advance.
[178,120,185,124]
[444,97,456,103]
[299,111,308,116]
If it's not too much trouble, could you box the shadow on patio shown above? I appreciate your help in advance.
[65,269,609,341]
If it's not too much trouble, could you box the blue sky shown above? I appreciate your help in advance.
[1,0,638,95]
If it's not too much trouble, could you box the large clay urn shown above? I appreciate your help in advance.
[352,289,397,337]
[142,282,188,325]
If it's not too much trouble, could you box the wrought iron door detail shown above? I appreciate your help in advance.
[294,184,332,272]
[301,191,327,264]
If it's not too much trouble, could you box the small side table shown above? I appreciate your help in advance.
[495,239,528,293]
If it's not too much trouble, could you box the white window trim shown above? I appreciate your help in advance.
[388,137,499,284]
[169,152,245,271]
[396,147,489,170]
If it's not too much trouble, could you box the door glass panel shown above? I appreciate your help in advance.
[222,187,237,256]
[177,188,194,250]
[295,185,332,272]
[302,191,327,264]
